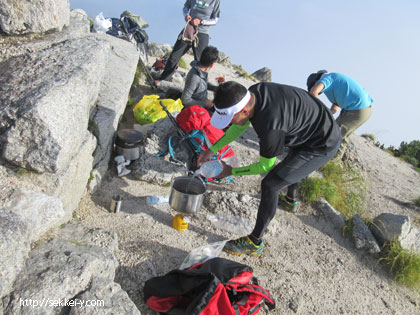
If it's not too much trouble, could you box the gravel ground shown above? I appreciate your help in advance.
[75,56,420,314]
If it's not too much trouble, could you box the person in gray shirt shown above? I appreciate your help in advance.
[159,0,221,82]
[181,46,219,109]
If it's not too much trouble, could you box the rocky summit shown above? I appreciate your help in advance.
[1,1,420,314]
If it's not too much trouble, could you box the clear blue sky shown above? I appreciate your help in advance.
[71,0,420,147]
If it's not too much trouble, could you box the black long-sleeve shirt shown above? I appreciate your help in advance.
[249,83,341,158]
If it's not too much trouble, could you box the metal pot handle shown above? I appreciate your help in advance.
[184,171,207,188]
[169,173,176,189]
[196,174,206,187]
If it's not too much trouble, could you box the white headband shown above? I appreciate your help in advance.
[211,91,251,129]
[214,91,251,117]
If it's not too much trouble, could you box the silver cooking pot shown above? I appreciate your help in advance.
[169,176,206,215]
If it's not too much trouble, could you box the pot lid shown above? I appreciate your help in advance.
[116,129,144,144]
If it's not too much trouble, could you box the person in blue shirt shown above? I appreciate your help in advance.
[307,70,373,161]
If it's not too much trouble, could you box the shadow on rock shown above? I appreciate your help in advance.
[385,196,419,213]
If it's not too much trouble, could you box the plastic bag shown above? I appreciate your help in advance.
[180,240,227,270]
[207,213,252,235]
[93,12,112,33]
[114,155,131,177]
[133,94,183,125]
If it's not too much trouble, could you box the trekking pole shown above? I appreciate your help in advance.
[160,101,198,169]
[120,17,157,90]
[138,56,158,89]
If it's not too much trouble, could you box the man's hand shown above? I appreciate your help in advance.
[185,14,192,22]
[216,161,233,178]
[205,99,213,109]
[197,149,214,166]
[191,18,201,27]
[330,104,340,114]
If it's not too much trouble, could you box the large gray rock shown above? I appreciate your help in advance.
[342,135,368,172]
[0,36,110,173]
[155,79,184,94]
[67,9,91,35]
[5,189,66,242]
[27,133,97,216]
[3,225,118,315]
[88,34,140,192]
[0,0,70,35]
[218,51,232,66]
[0,210,30,298]
[147,42,172,57]
[1,133,97,216]
[251,67,272,82]
[316,198,346,229]
[370,213,420,253]
[352,214,381,254]
[0,9,91,63]
[69,277,141,315]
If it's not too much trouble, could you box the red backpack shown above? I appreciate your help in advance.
[156,105,235,174]
[144,257,276,315]
[175,105,234,161]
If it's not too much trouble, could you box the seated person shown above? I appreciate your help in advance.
[181,46,220,110]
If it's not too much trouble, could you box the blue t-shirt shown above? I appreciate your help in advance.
[318,73,373,110]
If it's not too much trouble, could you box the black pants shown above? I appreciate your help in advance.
[160,31,209,81]
[251,143,340,239]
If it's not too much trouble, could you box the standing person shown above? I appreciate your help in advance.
[158,0,221,82]
[307,70,373,161]
[197,81,342,257]
[181,46,219,110]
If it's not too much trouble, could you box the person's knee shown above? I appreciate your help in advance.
[261,174,287,193]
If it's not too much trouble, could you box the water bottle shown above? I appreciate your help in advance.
[195,160,223,178]
[146,195,169,205]
[222,156,239,168]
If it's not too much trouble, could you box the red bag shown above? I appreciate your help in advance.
[175,105,234,160]
[144,257,276,314]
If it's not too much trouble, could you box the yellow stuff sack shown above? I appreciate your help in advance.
[133,95,183,125]
[133,94,184,125]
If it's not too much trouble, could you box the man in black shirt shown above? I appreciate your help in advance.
[197,81,342,257]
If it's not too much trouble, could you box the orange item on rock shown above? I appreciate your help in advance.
[216,76,225,84]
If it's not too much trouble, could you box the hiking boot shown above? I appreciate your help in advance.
[278,194,300,213]
[223,236,264,257]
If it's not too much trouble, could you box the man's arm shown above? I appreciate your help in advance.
[207,82,217,92]
[232,156,277,176]
[309,82,325,98]
[309,80,339,113]
[200,17,219,26]
[197,122,250,166]
[201,0,220,25]
[181,72,204,107]
[217,129,285,177]
[183,1,192,21]
[210,121,251,153]
[217,155,277,178]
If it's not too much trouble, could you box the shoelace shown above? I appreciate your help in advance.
[235,237,253,247]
